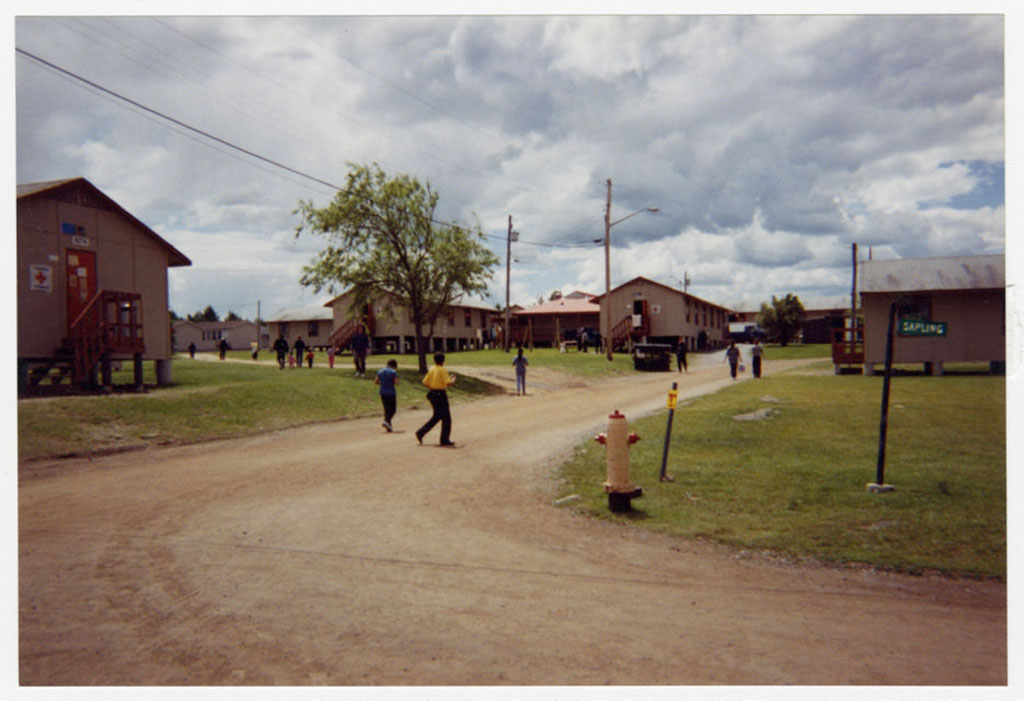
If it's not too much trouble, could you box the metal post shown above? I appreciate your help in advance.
[659,382,678,482]
[872,302,898,492]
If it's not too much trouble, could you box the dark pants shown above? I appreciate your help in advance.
[277,352,286,369]
[381,393,396,424]
[753,356,762,378]
[729,361,738,379]
[354,350,367,374]
[677,353,687,372]
[418,390,451,444]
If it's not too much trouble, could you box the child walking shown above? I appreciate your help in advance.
[375,359,400,432]
[415,353,456,446]
[512,347,529,395]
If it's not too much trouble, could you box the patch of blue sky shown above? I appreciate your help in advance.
[918,160,1004,211]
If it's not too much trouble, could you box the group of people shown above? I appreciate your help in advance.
[724,338,766,379]
[272,334,317,369]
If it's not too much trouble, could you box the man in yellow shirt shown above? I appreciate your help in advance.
[415,352,457,446]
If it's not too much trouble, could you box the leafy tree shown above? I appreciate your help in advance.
[295,163,499,372]
[757,293,805,346]
[188,305,220,322]
[225,310,243,321]
[169,309,182,321]
[549,290,562,301]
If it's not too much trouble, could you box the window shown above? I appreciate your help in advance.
[280,323,289,337]
[448,309,455,326]
[308,321,319,337]
[898,295,931,321]
[465,309,472,327]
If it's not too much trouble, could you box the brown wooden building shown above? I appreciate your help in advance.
[324,289,496,354]
[17,178,191,391]
[860,255,1005,375]
[512,291,600,348]
[594,276,731,352]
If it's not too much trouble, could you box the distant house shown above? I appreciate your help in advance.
[859,254,1004,375]
[17,177,191,391]
[173,319,259,352]
[324,288,495,354]
[513,291,600,348]
[265,306,335,350]
[593,277,731,352]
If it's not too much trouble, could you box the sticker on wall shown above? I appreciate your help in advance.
[651,304,662,314]
[29,264,52,292]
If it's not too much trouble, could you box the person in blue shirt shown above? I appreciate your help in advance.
[512,346,529,396]
[375,358,400,432]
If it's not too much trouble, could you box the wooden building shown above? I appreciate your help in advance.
[512,291,600,348]
[860,254,1004,375]
[265,306,335,351]
[17,178,190,391]
[173,319,260,352]
[594,277,731,352]
[324,289,495,354]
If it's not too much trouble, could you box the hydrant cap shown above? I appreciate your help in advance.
[609,410,624,419]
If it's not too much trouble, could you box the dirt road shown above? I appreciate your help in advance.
[18,356,1006,686]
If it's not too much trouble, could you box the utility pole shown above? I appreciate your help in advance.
[505,216,518,352]
[851,243,858,344]
[604,178,613,361]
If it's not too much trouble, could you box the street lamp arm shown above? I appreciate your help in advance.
[609,207,659,228]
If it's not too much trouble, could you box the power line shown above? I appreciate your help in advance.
[17,46,605,251]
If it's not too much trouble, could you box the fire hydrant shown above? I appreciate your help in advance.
[595,410,643,512]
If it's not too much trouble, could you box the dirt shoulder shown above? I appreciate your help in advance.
[18,357,1006,685]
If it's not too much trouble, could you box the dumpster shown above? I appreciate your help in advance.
[632,343,672,371]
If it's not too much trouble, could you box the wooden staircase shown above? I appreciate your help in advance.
[25,291,145,389]
[609,313,649,352]
[831,325,864,367]
[327,314,375,350]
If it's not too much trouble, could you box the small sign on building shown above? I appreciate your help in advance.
[899,319,947,337]
[29,264,52,292]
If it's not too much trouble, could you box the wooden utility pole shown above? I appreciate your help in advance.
[604,179,613,361]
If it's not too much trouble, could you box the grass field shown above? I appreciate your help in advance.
[16,355,500,461]
[556,370,1006,578]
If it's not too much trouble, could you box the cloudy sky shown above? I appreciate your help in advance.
[13,5,1009,321]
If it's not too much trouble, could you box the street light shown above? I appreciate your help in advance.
[603,178,659,360]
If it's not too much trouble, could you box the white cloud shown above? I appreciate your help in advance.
[15,14,1005,317]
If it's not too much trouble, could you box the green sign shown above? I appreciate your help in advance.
[899,319,947,337]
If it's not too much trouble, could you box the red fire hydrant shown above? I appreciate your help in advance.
[595,410,643,512]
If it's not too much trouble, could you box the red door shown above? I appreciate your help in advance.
[66,249,97,331]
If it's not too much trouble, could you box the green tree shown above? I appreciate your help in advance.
[295,163,499,372]
[188,305,219,322]
[225,310,243,321]
[757,293,806,346]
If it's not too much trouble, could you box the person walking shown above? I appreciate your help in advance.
[250,339,259,361]
[676,338,688,373]
[306,348,315,368]
[218,338,229,360]
[725,341,741,380]
[350,327,369,377]
[512,347,529,395]
[327,345,336,369]
[273,334,289,369]
[750,338,766,378]
[375,358,400,432]
[188,342,196,359]
[415,352,456,447]
[293,336,307,368]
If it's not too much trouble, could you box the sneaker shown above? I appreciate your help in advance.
[439,441,456,447]
[415,432,423,444]
[383,421,391,432]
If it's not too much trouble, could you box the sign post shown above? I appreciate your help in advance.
[659,382,678,482]
[869,302,898,493]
